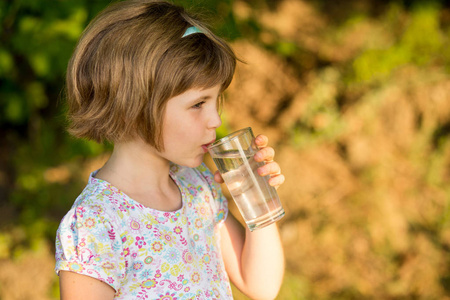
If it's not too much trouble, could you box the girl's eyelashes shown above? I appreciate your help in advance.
[191,101,206,109]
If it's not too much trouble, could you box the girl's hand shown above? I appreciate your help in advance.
[213,134,285,189]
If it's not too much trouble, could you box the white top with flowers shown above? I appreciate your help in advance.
[55,163,232,299]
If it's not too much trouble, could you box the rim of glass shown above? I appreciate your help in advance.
[207,127,252,150]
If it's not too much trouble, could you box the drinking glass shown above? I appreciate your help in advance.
[208,127,285,231]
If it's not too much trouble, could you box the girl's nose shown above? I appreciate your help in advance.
[208,110,222,129]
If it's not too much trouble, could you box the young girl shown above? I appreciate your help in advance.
[55,1,285,299]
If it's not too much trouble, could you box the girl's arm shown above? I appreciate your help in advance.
[220,215,285,300]
[217,135,285,300]
[59,271,115,300]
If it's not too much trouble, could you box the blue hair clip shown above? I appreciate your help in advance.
[182,26,202,38]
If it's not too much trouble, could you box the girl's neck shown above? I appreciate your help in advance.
[104,139,169,179]
[95,139,182,211]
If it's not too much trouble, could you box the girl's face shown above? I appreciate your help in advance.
[160,85,222,168]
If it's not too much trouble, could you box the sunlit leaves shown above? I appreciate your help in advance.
[352,2,447,83]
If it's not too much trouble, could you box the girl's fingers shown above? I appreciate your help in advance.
[255,134,269,148]
[268,174,285,189]
[254,146,275,162]
[257,161,281,177]
[253,134,284,188]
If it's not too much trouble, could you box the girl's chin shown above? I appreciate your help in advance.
[175,155,205,168]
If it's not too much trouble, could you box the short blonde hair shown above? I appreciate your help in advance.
[66,0,236,150]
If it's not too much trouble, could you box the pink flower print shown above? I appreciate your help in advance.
[194,218,203,229]
[157,292,178,300]
[76,206,86,217]
[191,272,201,283]
[68,262,84,273]
[198,205,209,216]
[135,236,146,249]
[202,253,211,264]
[102,189,113,196]
[107,277,114,284]
[188,186,197,196]
[92,205,103,215]
[161,231,176,246]
[141,279,157,289]
[84,217,96,228]
[102,262,115,270]
[155,270,162,278]
[196,185,203,193]
[133,262,143,271]
[120,248,130,257]
[146,223,153,230]
[182,250,193,264]
[177,274,184,282]
[173,226,183,235]
[151,241,164,253]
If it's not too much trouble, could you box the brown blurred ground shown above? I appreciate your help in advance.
[225,1,450,298]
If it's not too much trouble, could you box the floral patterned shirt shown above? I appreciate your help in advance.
[55,163,232,299]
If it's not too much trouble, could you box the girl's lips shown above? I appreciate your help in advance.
[202,139,216,153]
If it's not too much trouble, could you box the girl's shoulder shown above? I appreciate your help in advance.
[61,171,134,225]
[75,171,122,205]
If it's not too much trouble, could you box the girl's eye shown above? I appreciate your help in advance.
[192,101,205,109]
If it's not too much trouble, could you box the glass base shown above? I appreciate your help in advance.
[246,208,285,231]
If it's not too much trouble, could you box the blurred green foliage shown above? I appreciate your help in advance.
[352,1,446,83]
[0,0,241,275]
[1,0,116,249]
[290,0,450,150]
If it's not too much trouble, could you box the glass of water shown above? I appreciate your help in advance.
[207,127,285,231]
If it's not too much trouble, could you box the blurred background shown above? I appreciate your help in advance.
[1,0,450,299]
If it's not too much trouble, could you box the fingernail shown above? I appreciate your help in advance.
[258,167,266,176]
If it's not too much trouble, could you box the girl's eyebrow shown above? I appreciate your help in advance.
[189,95,213,103]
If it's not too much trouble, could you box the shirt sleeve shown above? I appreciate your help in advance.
[55,203,125,291]
[196,163,229,226]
